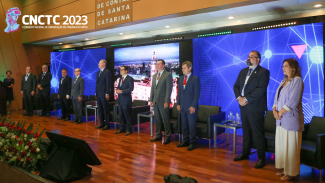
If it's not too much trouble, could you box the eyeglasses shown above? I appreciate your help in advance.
[120,69,125,71]
[248,55,257,59]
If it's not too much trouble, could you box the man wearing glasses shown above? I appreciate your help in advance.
[71,68,85,124]
[58,69,72,121]
[233,51,270,169]
[37,65,52,117]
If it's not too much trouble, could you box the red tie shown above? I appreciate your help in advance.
[183,75,187,85]
[157,73,160,80]
[121,77,124,83]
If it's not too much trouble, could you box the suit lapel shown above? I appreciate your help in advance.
[156,71,166,88]
[183,74,193,91]
[246,65,260,84]
[121,75,128,87]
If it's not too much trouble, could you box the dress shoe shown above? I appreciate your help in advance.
[233,153,249,161]
[254,159,265,169]
[76,119,83,124]
[150,137,162,142]
[72,118,78,123]
[46,113,50,117]
[125,131,132,136]
[95,125,105,129]
[29,114,33,116]
[115,130,125,134]
[187,144,196,151]
[280,175,296,181]
[64,118,70,121]
[163,138,171,145]
[58,117,63,120]
[23,113,29,116]
[102,126,110,130]
[176,141,190,147]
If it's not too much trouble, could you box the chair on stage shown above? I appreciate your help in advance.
[300,116,325,183]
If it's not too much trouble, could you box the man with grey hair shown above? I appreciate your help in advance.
[71,68,84,124]
[95,59,112,130]
[37,64,52,117]
[21,66,36,116]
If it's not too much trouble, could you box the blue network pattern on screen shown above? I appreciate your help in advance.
[50,48,106,96]
[193,22,324,123]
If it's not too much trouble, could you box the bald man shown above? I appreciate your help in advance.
[21,66,36,116]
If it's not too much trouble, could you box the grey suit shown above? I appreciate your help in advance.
[71,76,85,120]
[150,70,173,138]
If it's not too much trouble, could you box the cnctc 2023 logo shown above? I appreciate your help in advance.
[4,7,88,33]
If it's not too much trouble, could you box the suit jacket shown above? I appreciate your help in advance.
[37,72,52,93]
[233,65,270,111]
[58,75,72,98]
[117,75,134,106]
[177,74,201,111]
[71,76,84,99]
[21,73,36,94]
[96,68,111,97]
[150,70,173,105]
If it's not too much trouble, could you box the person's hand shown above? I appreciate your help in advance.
[238,97,247,106]
[37,84,41,89]
[21,91,23,96]
[117,90,122,94]
[189,107,195,114]
[177,105,180,112]
[164,102,168,109]
[105,95,110,101]
[31,91,35,96]
[66,95,69,100]
[40,87,43,90]
[150,102,154,107]
[58,95,60,99]
[78,97,82,102]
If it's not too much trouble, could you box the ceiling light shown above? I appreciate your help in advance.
[85,38,89,40]
[228,16,234,19]
[165,25,170,28]
[119,33,123,35]
[59,43,62,44]
[314,4,322,8]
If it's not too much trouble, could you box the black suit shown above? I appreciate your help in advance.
[59,76,72,119]
[117,75,134,132]
[96,68,112,126]
[21,73,36,114]
[38,72,52,114]
[233,65,270,160]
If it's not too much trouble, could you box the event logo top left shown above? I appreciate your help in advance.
[4,7,21,33]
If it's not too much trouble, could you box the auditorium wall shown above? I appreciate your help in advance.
[0,0,53,110]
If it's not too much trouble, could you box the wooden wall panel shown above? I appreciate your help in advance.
[22,0,41,8]
[23,0,79,16]
[0,0,52,110]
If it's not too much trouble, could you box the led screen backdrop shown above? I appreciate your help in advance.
[50,48,106,96]
[114,43,179,105]
[193,22,324,123]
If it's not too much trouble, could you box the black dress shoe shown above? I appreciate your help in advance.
[163,138,171,145]
[176,141,190,147]
[58,117,63,120]
[29,114,33,116]
[187,144,197,151]
[46,113,50,117]
[23,113,29,116]
[150,137,162,142]
[95,125,105,129]
[72,118,78,123]
[125,131,132,136]
[102,126,110,130]
[64,118,70,121]
[115,130,125,134]
[76,120,83,124]
[233,153,249,161]
[254,159,265,169]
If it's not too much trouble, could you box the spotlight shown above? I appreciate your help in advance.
[85,38,89,40]
[314,4,322,8]
[119,33,123,35]
[165,25,170,28]
[228,16,234,19]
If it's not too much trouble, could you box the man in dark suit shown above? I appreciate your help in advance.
[71,68,84,124]
[233,51,270,169]
[21,66,36,116]
[115,66,134,136]
[176,61,200,151]
[150,59,173,144]
[95,59,112,130]
[58,68,72,121]
[37,65,52,117]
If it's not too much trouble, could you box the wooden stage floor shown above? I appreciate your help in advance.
[5,111,323,183]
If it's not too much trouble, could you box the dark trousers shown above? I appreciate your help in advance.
[72,98,82,120]
[39,91,50,114]
[154,104,171,138]
[240,108,266,160]
[23,90,34,114]
[97,97,110,126]
[181,110,198,144]
[59,95,70,119]
[118,104,132,132]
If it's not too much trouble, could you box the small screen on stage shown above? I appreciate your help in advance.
[114,43,179,106]
[50,48,106,96]
[193,22,324,123]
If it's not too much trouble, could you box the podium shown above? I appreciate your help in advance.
[0,81,7,116]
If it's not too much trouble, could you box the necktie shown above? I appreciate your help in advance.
[25,74,29,81]
[183,75,187,85]
[61,77,65,84]
[157,73,161,80]
[122,77,124,83]
[248,69,252,76]
[42,72,45,79]
[74,77,77,84]
[99,70,103,77]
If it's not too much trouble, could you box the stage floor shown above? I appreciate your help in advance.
[5,111,323,183]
